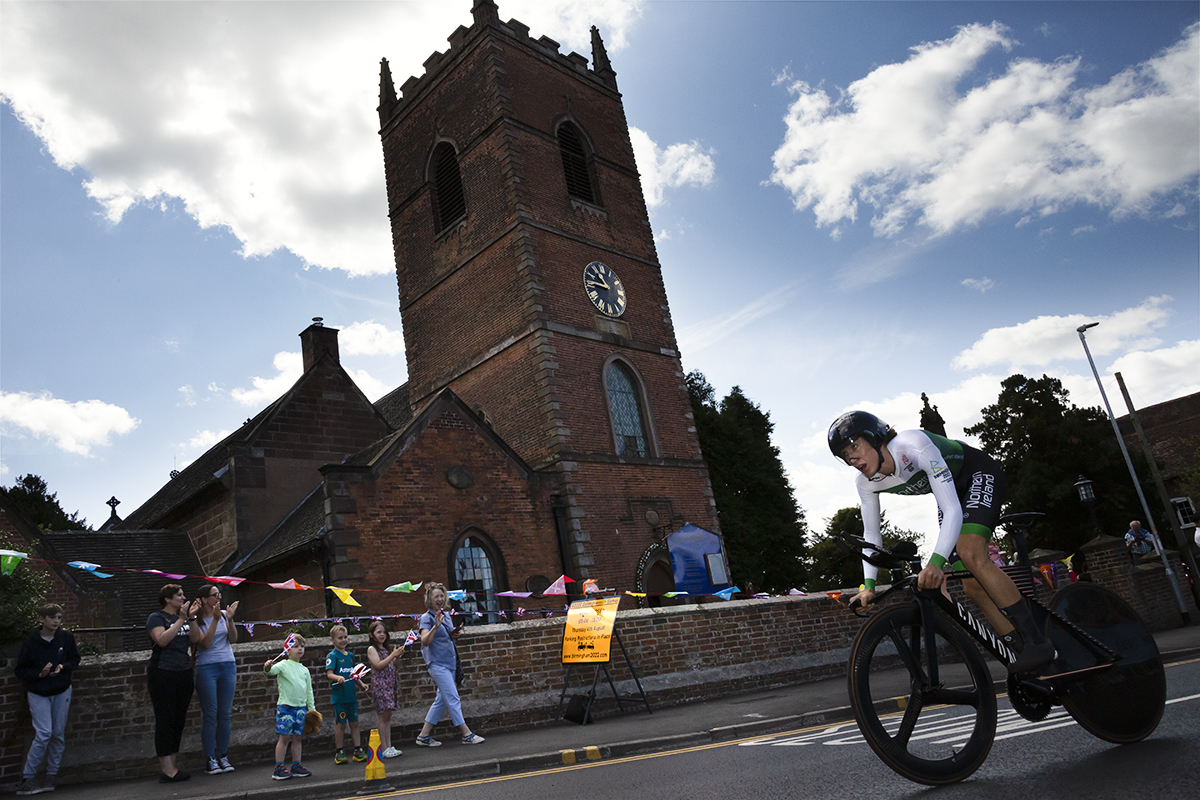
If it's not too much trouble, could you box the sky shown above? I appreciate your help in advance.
[2,1,1198,556]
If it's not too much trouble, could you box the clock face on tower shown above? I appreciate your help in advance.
[583,261,627,317]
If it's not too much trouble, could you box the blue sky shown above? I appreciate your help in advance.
[2,1,1197,551]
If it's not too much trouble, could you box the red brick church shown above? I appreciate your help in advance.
[105,0,722,625]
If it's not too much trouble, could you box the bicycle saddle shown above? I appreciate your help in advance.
[1000,512,1045,529]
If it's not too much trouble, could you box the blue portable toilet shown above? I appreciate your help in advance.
[667,524,731,596]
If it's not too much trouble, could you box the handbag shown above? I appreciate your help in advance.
[453,642,464,687]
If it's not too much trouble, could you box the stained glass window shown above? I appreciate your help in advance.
[606,361,647,457]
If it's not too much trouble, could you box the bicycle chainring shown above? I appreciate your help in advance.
[1007,673,1053,722]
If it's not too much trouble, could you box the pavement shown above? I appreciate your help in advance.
[39,625,1200,800]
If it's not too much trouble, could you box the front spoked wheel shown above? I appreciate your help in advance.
[1046,582,1165,743]
[847,604,997,786]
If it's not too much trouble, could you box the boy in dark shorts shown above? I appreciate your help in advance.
[325,625,368,765]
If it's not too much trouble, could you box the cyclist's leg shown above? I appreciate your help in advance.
[957,528,1053,671]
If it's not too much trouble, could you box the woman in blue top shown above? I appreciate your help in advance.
[189,584,240,775]
[414,583,484,746]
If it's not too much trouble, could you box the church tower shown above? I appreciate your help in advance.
[378,0,719,586]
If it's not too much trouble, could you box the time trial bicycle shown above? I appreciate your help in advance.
[836,511,1166,786]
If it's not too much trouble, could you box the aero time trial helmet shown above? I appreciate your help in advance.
[828,411,891,461]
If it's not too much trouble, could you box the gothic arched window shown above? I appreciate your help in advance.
[431,141,466,232]
[557,121,597,205]
[605,359,650,457]
[450,531,503,625]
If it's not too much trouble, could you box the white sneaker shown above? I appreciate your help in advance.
[415,736,441,747]
[461,733,485,745]
[380,746,403,758]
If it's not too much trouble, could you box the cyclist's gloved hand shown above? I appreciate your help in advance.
[850,587,875,610]
[917,563,945,591]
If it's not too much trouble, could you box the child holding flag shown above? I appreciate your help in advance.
[263,634,316,780]
[325,625,368,765]
[366,620,406,758]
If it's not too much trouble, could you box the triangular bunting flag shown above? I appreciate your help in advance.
[385,581,422,593]
[329,586,361,607]
[713,586,739,600]
[543,575,570,595]
[0,549,28,576]
[268,579,311,590]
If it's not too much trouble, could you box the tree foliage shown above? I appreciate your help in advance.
[808,507,919,591]
[686,371,808,592]
[6,474,89,531]
[964,374,1144,554]
[0,532,53,643]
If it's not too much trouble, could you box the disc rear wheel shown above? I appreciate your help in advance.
[1046,582,1165,743]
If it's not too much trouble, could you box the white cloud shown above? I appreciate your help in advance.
[185,429,232,451]
[769,22,1200,237]
[178,385,196,407]
[230,351,304,407]
[1071,225,1096,235]
[0,2,643,277]
[346,369,392,403]
[0,390,139,456]
[1107,339,1200,404]
[629,127,716,207]
[961,277,995,293]
[952,295,1173,371]
[339,321,405,357]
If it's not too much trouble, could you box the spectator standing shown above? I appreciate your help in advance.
[189,584,239,775]
[146,584,199,783]
[324,625,368,765]
[415,584,484,746]
[14,603,79,796]
[1125,520,1155,557]
[263,635,315,780]
[366,619,405,758]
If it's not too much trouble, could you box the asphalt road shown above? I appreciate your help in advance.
[364,655,1200,800]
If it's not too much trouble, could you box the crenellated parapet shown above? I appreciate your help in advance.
[378,0,618,127]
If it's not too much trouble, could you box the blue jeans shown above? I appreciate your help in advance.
[25,688,71,779]
[424,664,464,727]
[195,660,236,758]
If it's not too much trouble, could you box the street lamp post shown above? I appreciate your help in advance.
[1074,475,1101,534]
[1076,322,1190,623]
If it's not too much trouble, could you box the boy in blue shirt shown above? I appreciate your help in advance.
[325,625,368,765]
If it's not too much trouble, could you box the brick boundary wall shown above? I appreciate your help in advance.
[1,554,1190,790]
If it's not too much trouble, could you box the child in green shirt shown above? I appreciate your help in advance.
[263,634,316,780]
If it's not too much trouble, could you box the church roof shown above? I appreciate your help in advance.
[115,399,279,530]
[373,381,413,430]
[232,485,326,575]
[35,528,206,651]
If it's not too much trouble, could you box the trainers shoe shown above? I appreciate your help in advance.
[218,756,235,773]
[289,763,312,778]
[15,778,43,796]
[352,746,368,762]
[40,775,56,793]
[334,749,348,765]
[415,735,441,747]
[206,757,223,775]
[272,765,291,781]
[380,746,403,758]
[461,733,485,745]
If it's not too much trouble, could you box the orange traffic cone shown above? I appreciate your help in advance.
[357,728,394,795]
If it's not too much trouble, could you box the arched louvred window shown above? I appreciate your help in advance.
[432,141,466,232]
[605,360,649,457]
[451,531,503,625]
[558,122,597,204]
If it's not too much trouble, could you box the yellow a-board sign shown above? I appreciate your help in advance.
[561,596,620,664]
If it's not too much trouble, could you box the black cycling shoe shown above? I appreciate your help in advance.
[1007,638,1056,674]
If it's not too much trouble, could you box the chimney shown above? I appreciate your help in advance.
[301,317,340,371]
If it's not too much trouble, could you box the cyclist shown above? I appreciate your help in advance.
[829,411,1055,673]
